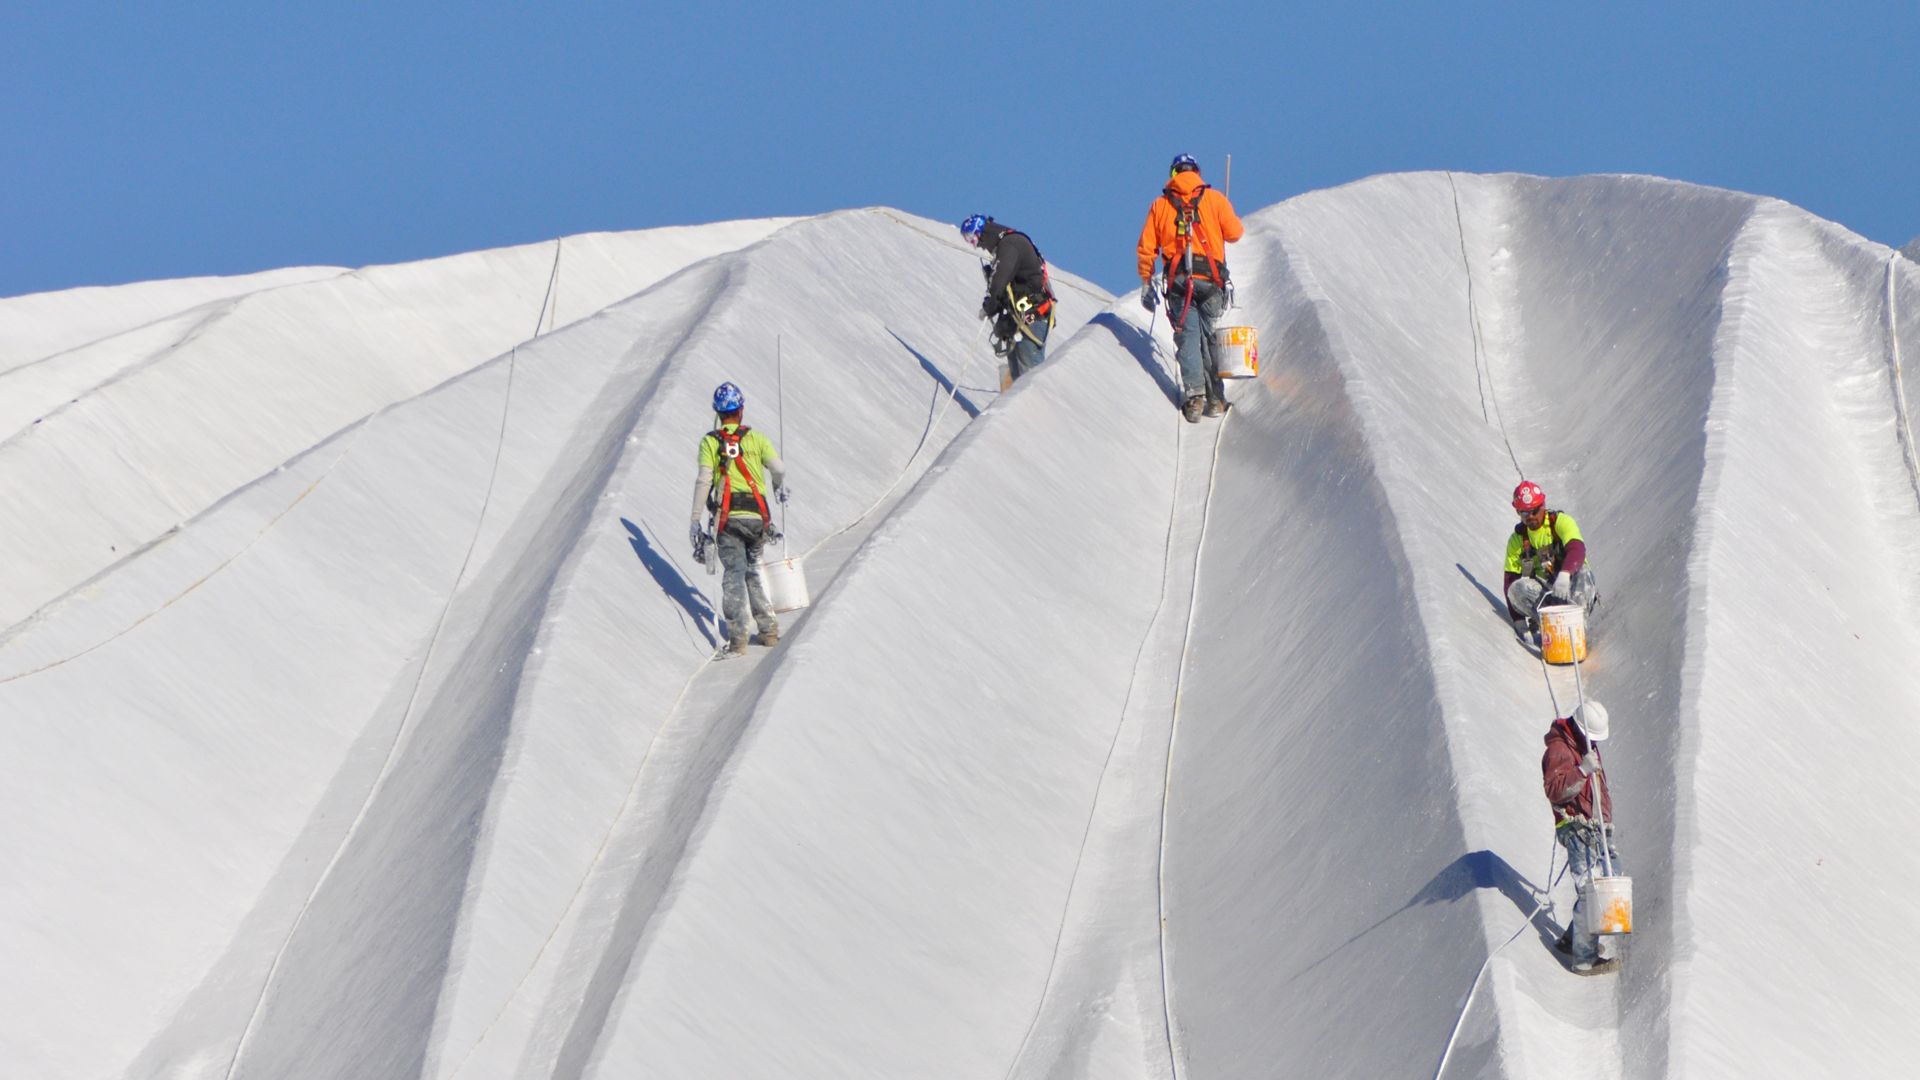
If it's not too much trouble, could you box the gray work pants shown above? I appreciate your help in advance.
[1508,568,1598,622]
[717,516,777,645]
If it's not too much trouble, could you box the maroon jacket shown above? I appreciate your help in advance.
[1542,716,1611,825]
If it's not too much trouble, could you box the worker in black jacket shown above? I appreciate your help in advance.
[960,214,1058,383]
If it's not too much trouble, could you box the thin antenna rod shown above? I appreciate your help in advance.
[777,336,788,558]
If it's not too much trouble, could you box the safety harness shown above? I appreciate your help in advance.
[1514,510,1566,579]
[997,229,1056,345]
[1161,185,1227,330]
[707,424,769,534]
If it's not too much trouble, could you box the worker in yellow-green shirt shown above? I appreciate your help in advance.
[1504,480,1599,643]
[691,381,788,658]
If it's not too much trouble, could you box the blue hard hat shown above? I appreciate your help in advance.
[958,213,989,245]
[1170,153,1199,175]
[712,381,745,413]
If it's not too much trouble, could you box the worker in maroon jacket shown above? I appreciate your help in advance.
[1542,700,1625,974]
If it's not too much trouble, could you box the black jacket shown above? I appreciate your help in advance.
[979,223,1050,315]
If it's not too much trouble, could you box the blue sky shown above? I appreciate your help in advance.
[5,1,1916,298]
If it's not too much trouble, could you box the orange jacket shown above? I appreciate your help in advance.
[1137,170,1244,283]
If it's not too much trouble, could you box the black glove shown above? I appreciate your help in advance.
[979,295,997,320]
[690,522,711,563]
[775,485,791,505]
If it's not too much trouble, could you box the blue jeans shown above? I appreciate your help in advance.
[716,516,777,646]
[1559,821,1624,966]
[1169,278,1225,402]
[1008,316,1049,381]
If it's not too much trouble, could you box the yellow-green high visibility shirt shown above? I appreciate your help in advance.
[1504,511,1586,579]
[699,423,779,517]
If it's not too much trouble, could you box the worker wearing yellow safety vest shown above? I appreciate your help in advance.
[691,381,788,658]
[1504,480,1599,643]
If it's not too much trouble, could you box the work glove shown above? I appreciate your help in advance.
[979,295,997,320]
[1140,282,1159,313]
[690,521,711,563]
[1551,571,1573,602]
[1224,280,1237,309]
[980,262,994,284]
[1579,749,1601,776]
[775,485,792,505]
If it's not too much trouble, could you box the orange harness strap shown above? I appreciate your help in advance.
[711,426,770,536]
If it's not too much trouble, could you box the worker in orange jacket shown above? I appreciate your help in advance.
[1137,153,1245,422]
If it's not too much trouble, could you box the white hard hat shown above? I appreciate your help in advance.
[1573,701,1610,742]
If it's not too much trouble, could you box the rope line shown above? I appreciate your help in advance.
[1430,177,1601,1077]
[1884,254,1920,514]
[1154,405,1232,1079]
[1431,838,1568,1079]
[1446,172,1525,480]
[801,319,987,560]
[224,235,564,1079]
[999,367,1191,1079]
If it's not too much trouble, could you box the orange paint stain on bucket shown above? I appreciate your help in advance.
[1540,604,1587,665]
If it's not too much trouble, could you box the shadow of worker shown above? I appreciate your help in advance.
[1291,848,1560,982]
[1088,310,1182,407]
[622,517,716,649]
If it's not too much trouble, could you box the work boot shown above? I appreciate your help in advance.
[759,624,780,647]
[1182,396,1204,423]
[1553,926,1573,954]
[1203,397,1228,418]
[1572,957,1620,976]
[716,638,748,659]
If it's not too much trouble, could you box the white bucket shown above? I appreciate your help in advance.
[1213,324,1259,379]
[757,555,811,613]
[1539,603,1588,665]
[1585,875,1633,936]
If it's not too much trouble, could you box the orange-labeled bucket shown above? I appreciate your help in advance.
[1213,325,1259,378]
[1539,604,1587,664]
[1585,875,1633,935]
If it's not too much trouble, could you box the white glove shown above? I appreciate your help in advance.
[1551,571,1573,602]
[1140,280,1160,313]
[775,485,791,505]
[1579,749,1601,776]
[689,521,710,562]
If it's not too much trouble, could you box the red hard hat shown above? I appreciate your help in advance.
[1512,481,1546,512]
